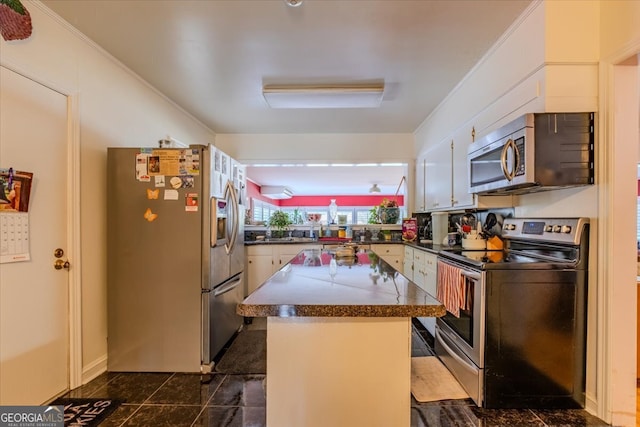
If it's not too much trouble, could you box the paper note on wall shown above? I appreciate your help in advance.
[0,212,31,263]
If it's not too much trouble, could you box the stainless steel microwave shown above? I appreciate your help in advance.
[467,112,594,195]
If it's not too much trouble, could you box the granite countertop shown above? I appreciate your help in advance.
[403,241,454,254]
[244,238,404,245]
[237,250,445,318]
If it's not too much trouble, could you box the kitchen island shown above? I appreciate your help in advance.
[238,249,445,427]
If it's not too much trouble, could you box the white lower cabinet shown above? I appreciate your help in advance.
[371,244,404,274]
[411,248,438,336]
[246,244,321,296]
[246,245,275,296]
[403,246,414,281]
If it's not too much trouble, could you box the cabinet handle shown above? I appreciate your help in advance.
[249,260,252,264]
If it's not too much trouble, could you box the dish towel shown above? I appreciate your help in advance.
[436,260,465,318]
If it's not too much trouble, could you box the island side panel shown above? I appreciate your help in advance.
[266,316,411,427]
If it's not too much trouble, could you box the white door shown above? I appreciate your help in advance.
[0,66,69,404]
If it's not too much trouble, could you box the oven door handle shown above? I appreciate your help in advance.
[461,270,481,281]
[436,328,479,375]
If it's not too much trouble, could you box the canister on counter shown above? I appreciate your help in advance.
[338,226,346,238]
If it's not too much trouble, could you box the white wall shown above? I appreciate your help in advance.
[0,1,215,381]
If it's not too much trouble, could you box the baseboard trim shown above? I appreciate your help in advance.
[82,354,107,385]
[584,393,598,418]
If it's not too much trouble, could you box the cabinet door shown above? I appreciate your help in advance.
[424,141,452,210]
[402,246,414,281]
[422,252,438,297]
[451,138,474,208]
[415,157,426,212]
[371,244,404,274]
[246,255,274,296]
[276,244,322,268]
[413,259,426,291]
[417,250,439,336]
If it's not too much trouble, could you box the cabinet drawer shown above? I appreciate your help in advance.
[246,245,273,256]
[278,244,321,256]
[404,246,414,259]
[371,244,403,256]
[414,248,437,272]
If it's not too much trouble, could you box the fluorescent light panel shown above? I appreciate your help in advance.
[263,84,384,109]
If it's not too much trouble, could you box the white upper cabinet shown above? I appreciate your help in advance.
[414,157,426,213]
[421,134,511,212]
[423,140,452,210]
[451,137,474,209]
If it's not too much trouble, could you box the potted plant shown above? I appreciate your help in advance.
[367,206,379,224]
[268,210,292,238]
[377,198,400,224]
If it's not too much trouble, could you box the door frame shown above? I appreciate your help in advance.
[0,60,82,392]
[598,44,640,425]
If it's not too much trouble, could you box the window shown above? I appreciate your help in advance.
[250,201,406,225]
[252,199,278,223]
[356,208,374,225]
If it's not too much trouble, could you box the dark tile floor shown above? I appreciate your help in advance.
[58,319,610,427]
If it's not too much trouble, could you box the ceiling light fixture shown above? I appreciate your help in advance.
[369,184,381,193]
[284,0,303,7]
[261,185,293,199]
[262,84,384,109]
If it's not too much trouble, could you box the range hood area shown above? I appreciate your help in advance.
[260,185,293,199]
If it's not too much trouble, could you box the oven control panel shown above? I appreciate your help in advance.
[501,217,588,245]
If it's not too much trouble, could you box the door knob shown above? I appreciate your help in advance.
[54,259,70,270]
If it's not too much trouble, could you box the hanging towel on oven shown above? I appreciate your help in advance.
[436,260,466,318]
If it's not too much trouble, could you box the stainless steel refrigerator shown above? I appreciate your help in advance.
[106,145,245,372]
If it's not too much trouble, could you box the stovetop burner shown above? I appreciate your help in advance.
[438,217,589,270]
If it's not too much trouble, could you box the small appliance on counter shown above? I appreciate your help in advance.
[413,212,433,243]
[432,212,449,246]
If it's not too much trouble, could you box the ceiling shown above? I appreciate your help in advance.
[41,0,532,196]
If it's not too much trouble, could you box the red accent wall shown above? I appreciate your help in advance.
[246,180,404,207]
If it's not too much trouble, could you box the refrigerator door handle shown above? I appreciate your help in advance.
[210,196,217,248]
[214,276,242,297]
[224,180,239,255]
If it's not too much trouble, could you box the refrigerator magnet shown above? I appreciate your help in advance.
[164,189,179,200]
[154,175,166,187]
[169,176,182,189]
[185,193,198,212]
[146,189,159,200]
[143,208,158,222]
[136,153,150,182]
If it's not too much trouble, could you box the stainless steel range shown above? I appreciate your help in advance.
[435,217,589,409]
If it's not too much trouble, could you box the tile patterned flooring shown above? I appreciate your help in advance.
[58,319,610,427]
